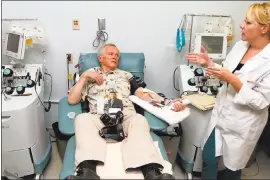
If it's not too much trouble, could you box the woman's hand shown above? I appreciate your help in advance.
[185,46,213,67]
[205,66,243,92]
[205,67,236,83]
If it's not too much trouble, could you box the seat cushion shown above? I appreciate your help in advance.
[59,132,169,179]
[78,53,145,78]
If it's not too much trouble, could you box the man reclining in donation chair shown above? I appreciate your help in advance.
[67,43,186,180]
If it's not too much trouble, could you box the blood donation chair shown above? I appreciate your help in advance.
[58,53,171,179]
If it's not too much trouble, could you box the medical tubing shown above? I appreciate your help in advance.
[178,14,186,29]
[45,72,52,111]
[34,72,52,112]
[173,66,180,91]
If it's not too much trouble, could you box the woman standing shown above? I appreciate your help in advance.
[186,2,270,180]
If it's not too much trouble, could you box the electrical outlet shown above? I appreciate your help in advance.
[72,19,80,30]
[66,53,72,63]
[98,18,105,30]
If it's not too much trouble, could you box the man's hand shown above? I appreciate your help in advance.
[81,71,104,85]
[170,98,185,112]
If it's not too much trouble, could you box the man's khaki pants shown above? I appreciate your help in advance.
[74,109,164,170]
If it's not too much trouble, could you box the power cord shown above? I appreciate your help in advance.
[173,66,180,91]
[93,30,108,48]
[34,72,52,112]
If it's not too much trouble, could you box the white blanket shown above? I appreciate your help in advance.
[96,141,173,179]
[129,95,190,125]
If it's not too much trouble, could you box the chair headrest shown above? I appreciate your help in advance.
[78,53,145,78]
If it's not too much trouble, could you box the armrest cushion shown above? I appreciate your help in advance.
[58,97,82,136]
[144,111,168,131]
[59,136,76,179]
[129,95,190,126]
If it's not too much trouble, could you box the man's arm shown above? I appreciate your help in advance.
[134,87,164,103]
[68,70,104,104]
[134,88,185,112]
[68,76,87,104]
[128,73,184,111]
[128,75,161,102]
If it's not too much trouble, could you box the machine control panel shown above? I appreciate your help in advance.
[2,64,42,96]
[179,65,223,95]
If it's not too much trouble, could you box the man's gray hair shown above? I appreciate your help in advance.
[97,43,119,57]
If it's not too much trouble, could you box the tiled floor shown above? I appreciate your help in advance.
[43,140,270,179]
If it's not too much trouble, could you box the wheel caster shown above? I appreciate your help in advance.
[35,174,43,180]
[185,172,193,180]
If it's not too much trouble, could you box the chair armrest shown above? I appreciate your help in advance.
[59,136,76,179]
[144,111,168,131]
[58,96,82,136]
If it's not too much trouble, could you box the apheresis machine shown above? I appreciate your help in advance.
[177,31,229,179]
[1,23,51,179]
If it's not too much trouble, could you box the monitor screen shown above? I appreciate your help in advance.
[201,36,224,54]
[7,33,20,53]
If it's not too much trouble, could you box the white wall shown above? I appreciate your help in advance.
[2,1,260,128]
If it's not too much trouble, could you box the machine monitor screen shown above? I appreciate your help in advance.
[7,33,20,53]
[194,33,227,60]
[201,36,224,54]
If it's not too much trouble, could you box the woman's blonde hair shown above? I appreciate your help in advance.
[245,2,270,28]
